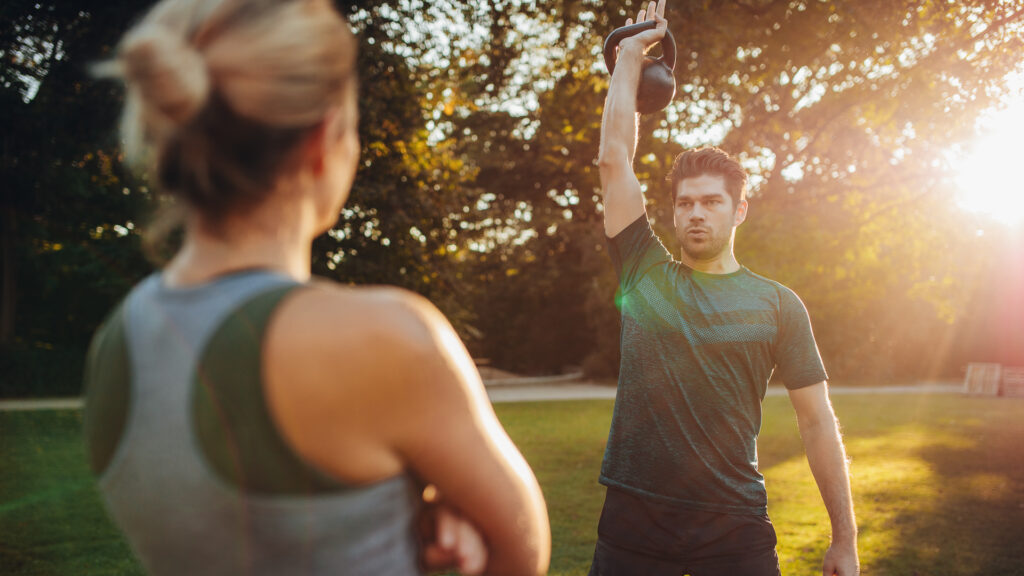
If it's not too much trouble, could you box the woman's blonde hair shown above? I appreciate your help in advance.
[97,0,357,225]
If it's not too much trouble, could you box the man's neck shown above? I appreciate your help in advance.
[679,247,741,274]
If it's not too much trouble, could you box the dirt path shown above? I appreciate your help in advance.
[485,381,963,403]
[0,398,86,411]
[0,382,965,410]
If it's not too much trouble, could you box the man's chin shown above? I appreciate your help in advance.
[680,241,724,261]
[682,249,715,261]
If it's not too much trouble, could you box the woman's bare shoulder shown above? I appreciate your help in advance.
[284,282,442,348]
[265,281,457,392]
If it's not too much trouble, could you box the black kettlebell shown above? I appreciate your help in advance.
[603,19,676,114]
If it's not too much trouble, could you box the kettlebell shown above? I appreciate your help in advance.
[603,19,677,114]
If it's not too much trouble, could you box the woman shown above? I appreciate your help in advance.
[82,1,550,574]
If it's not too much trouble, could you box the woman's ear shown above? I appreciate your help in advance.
[300,115,333,178]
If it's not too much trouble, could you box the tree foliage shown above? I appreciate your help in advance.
[3,0,1024,395]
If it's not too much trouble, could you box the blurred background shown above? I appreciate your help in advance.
[2,0,1023,397]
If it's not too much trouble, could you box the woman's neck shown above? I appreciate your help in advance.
[162,201,315,287]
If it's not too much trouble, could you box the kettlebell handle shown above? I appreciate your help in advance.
[603,19,676,76]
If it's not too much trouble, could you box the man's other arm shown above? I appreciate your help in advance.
[788,382,860,576]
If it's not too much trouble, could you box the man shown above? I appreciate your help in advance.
[591,1,859,575]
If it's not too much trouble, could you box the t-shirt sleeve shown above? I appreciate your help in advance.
[606,215,674,294]
[772,287,828,390]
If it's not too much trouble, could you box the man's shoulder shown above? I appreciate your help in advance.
[737,266,787,292]
[737,267,805,305]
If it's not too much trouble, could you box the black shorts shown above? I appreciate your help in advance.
[589,487,781,576]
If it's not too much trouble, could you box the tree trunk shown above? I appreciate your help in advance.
[1,204,16,347]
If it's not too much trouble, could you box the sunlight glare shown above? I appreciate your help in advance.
[954,79,1024,227]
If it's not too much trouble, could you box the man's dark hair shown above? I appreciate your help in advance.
[666,147,748,208]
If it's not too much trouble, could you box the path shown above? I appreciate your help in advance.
[1,382,965,410]
[486,381,963,403]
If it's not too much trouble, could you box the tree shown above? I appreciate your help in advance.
[1,1,157,394]
[5,0,1024,395]
[442,0,1024,378]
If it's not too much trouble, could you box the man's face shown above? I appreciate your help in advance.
[672,174,747,261]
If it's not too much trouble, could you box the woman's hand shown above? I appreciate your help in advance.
[419,487,488,575]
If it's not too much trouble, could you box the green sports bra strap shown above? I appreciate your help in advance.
[192,284,347,494]
[83,302,131,475]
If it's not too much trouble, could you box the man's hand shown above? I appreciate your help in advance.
[822,540,860,575]
[618,0,668,57]
[419,486,488,574]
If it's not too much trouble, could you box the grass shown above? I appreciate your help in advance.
[3,394,1024,575]
[0,410,139,575]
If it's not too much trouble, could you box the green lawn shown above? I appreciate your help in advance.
[3,394,1024,575]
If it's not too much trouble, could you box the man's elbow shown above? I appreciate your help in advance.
[798,410,841,443]
[597,145,626,169]
[598,148,630,184]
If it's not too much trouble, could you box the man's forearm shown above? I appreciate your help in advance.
[801,415,857,543]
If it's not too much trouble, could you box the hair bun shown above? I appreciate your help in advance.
[121,28,209,126]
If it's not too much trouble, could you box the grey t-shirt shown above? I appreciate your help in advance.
[600,216,827,515]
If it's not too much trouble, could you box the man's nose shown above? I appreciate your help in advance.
[689,203,706,220]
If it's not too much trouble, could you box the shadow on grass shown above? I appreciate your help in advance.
[900,406,1024,575]
[763,394,1024,576]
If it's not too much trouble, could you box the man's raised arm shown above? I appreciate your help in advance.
[597,0,667,237]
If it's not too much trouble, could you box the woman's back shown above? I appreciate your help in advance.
[84,271,422,575]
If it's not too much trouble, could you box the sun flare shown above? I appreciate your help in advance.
[954,89,1024,228]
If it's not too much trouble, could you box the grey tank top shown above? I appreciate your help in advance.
[86,270,422,575]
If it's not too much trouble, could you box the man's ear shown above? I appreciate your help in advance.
[734,199,748,226]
